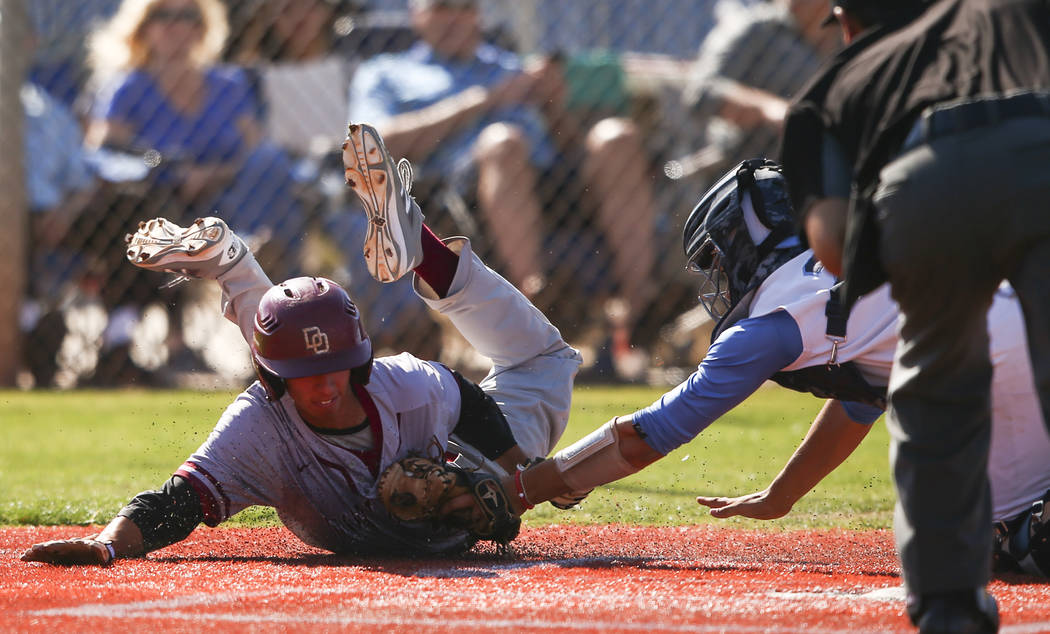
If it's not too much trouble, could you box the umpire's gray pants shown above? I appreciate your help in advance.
[874,116,1050,594]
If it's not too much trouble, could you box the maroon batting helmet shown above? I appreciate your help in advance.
[251,277,373,398]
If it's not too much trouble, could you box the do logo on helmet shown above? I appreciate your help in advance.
[303,327,330,355]
[251,277,374,399]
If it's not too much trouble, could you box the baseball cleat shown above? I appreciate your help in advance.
[343,122,423,283]
[125,216,247,281]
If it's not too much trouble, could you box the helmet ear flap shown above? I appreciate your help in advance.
[735,158,785,234]
[252,356,286,401]
[349,355,374,385]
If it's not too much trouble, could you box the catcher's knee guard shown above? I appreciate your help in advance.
[994,493,1050,577]
[552,418,640,493]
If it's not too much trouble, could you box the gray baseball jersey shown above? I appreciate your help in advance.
[174,238,582,554]
[177,355,468,554]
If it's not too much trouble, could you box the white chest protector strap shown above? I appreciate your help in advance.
[552,418,640,492]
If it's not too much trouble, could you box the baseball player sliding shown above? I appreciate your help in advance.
[491,160,1050,578]
[20,123,581,565]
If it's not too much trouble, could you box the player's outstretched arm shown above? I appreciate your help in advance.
[697,399,873,520]
[506,415,662,514]
[21,474,205,566]
[21,515,144,566]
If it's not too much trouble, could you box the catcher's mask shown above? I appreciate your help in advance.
[251,276,373,400]
[683,158,802,322]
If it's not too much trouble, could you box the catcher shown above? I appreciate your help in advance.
[20,123,582,565]
[480,160,1050,580]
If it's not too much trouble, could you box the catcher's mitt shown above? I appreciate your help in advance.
[378,456,520,546]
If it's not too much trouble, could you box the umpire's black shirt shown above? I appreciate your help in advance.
[780,0,1050,305]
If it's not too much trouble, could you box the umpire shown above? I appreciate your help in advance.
[779,0,1050,631]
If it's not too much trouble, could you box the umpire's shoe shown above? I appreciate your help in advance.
[126,216,248,280]
[907,588,1000,634]
[343,122,424,283]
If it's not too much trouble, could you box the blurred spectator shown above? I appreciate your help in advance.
[227,0,360,158]
[26,0,121,110]
[678,0,839,181]
[20,77,100,388]
[222,0,441,362]
[535,0,722,58]
[84,0,307,275]
[72,0,312,384]
[348,0,660,368]
[358,0,724,58]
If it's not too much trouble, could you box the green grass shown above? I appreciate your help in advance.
[0,385,894,530]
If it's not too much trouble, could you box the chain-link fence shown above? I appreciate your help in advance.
[5,0,835,389]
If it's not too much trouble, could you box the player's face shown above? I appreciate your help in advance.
[285,370,356,428]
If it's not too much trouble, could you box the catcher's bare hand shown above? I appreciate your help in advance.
[696,490,792,520]
[21,537,114,566]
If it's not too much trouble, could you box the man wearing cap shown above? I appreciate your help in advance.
[779,1,1050,631]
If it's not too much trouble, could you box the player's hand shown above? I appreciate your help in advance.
[20,537,114,566]
[439,490,502,528]
[696,490,792,520]
[490,58,566,110]
[521,56,567,109]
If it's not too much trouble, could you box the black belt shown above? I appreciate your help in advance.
[902,90,1050,151]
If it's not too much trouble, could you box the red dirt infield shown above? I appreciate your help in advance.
[4,525,1049,633]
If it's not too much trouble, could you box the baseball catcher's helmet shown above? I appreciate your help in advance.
[683,158,801,322]
[251,277,373,399]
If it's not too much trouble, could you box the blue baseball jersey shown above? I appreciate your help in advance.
[633,251,1050,521]
[635,251,895,455]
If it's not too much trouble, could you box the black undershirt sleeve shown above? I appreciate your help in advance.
[820,131,852,199]
[781,102,827,232]
[446,367,517,460]
[118,474,205,554]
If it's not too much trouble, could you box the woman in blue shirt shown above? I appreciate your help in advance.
[85,0,304,251]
